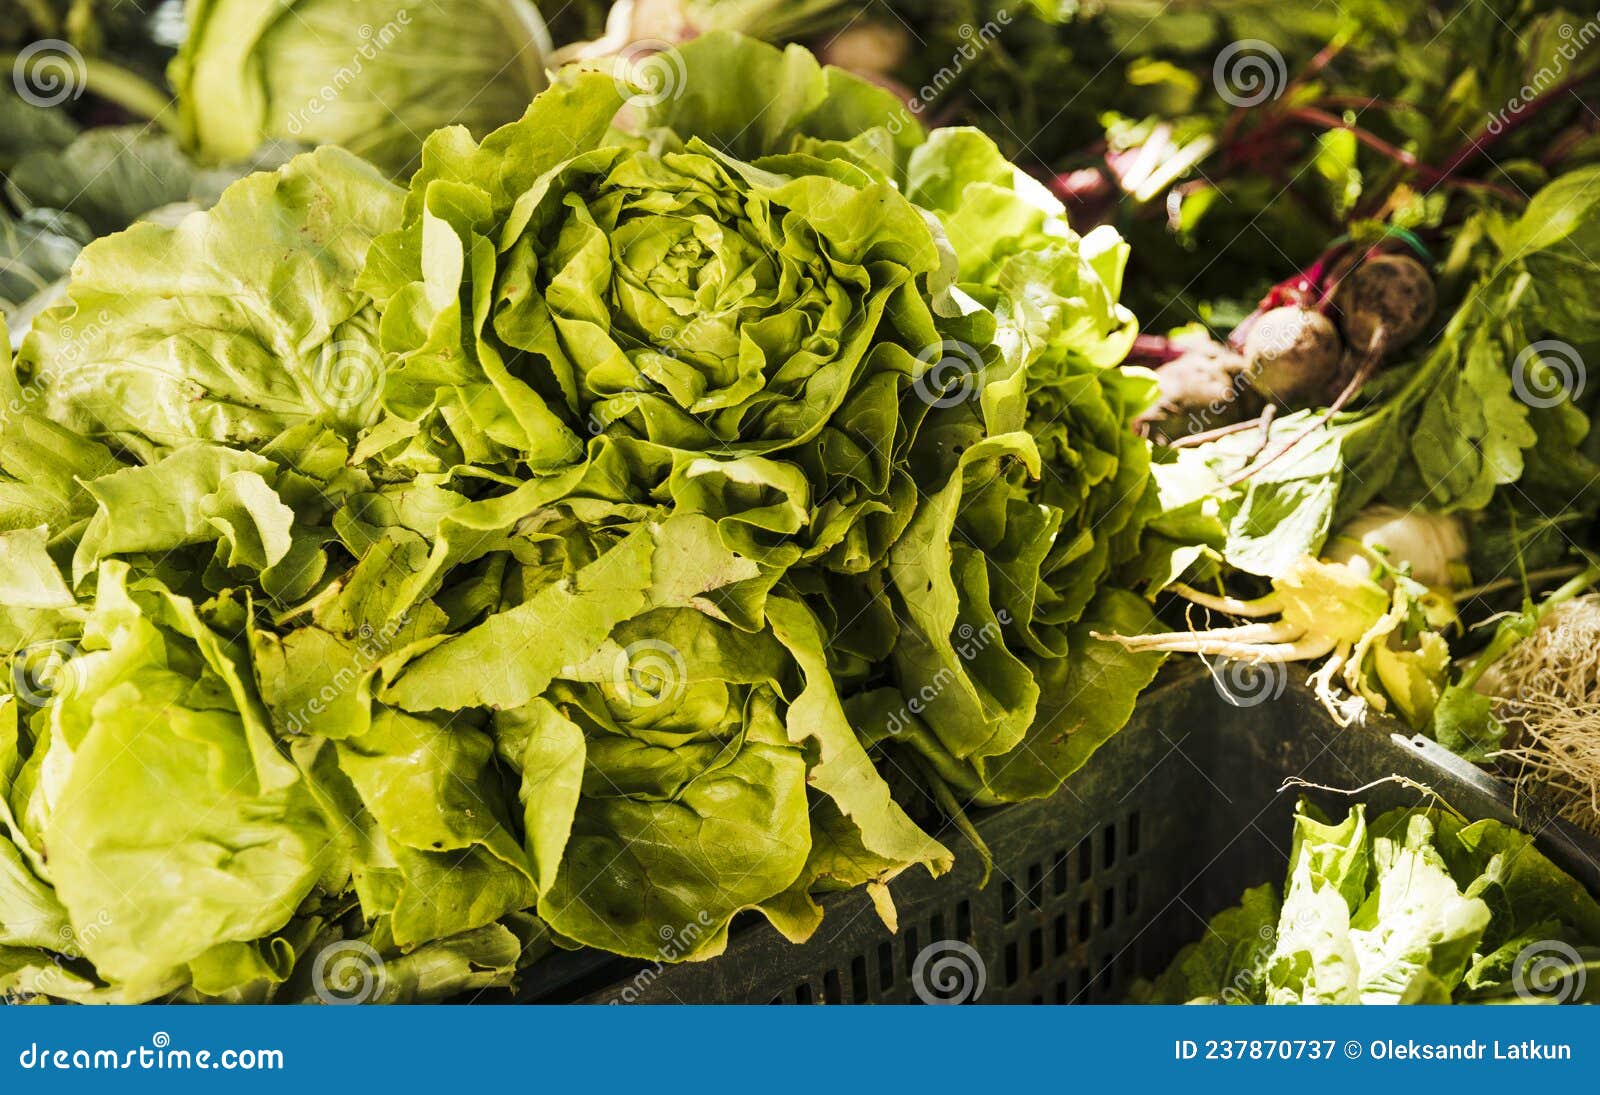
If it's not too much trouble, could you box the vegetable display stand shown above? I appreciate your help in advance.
[518,668,1600,1004]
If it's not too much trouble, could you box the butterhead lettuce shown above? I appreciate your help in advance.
[171,0,553,176]
[2,33,1163,1002]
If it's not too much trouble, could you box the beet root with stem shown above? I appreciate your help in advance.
[1242,306,1344,411]
[1136,338,1255,443]
[1334,253,1436,355]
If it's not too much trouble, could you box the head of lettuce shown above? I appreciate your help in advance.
[3,33,1164,1003]
[171,0,553,176]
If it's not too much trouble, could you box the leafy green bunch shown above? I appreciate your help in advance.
[0,33,1161,1002]
[171,0,553,175]
[1137,168,1600,589]
[1136,799,1600,1004]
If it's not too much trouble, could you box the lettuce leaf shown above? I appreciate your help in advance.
[172,0,551,176]
[1138,800,1600,1005]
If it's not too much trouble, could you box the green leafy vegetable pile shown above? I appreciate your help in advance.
[1149,168,1600,575]
[0,32,1166,1003]
[1135,798,1600,1004]
[2,1,575,345]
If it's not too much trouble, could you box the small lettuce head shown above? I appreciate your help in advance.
[171,0,552,175]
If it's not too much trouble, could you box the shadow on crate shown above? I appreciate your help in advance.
[506,667,1600,1005]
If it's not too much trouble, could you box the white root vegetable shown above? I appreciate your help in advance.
[1100,556,1451,727]
[1226,256,1433,488]
[1243,306,1343,410]
[1108,627,1339,662]
[1096,558,1387,711]
[1167,583,1279,617]
[1323,504,1468,589]
[1138,339,1253,443]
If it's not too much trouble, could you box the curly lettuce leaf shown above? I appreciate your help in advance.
[33,565,331,997]
[1141,801,1600,1005]
[20,148,403,456]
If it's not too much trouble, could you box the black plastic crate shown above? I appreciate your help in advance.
[515,668,1600,1004]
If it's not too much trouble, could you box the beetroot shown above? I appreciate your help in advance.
[1136,337,1254,443]
[1333,253,1436,353]
[1242,306,1344,410]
